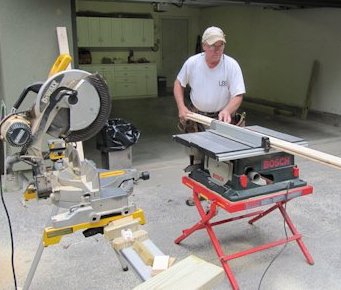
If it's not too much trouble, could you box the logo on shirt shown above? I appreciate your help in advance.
[219,80,228,86]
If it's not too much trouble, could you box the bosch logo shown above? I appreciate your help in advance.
[212,173,224,182]
[263,157,290,169]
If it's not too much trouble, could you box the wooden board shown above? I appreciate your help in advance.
[133,255,224,290]
[186,112,341,169]
[56,27,72,70]
[56,26,84,160]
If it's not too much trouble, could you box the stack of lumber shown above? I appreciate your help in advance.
[104,216,224,289]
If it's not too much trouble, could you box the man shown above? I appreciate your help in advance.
[174,26,246,205]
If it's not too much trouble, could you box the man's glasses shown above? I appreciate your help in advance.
[207,43,225,51]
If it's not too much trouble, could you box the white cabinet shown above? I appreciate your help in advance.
[142,19,154,47]
[145,64,158,95]
[112,64,157,99]
[118,19,154,47]
[76,17,89,47]
[79,64,157,99]
[77,17,154,48]
[86,17,113,47]
[79,65,114,92]
[111,18,123,46]
[113,66,137,97]
[99,18,113,47]
[87,18,100,47]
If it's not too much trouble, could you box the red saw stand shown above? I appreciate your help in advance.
[175,176,314,290]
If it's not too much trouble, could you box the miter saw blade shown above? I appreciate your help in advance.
[34,69,112,143]
[65,73,112,142]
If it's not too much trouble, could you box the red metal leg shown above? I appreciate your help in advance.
[248,203,279,224]
[175,191,217,244]
[175,190,241,289]
[175,182,314,290]
[277,202,314,265]
[205,221,240,290]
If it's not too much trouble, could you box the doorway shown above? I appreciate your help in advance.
[161,18,188,93]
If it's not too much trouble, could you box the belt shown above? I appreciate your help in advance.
[197,111,219,119]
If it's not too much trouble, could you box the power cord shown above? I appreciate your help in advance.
[257,183,290,290]
[0,175,18,289]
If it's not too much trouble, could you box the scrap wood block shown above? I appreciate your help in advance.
[151,255,176,276]
[104,217,140,241]
[152,255,169,271]
[108,215,134,228]
[132,240,154,266]
[133,255,224,290]
[112,230,149,251]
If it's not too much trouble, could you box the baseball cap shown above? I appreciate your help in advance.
[202,26,226,45]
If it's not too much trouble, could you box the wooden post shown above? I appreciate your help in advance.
[301,60,320,120]
[56,26,84,160]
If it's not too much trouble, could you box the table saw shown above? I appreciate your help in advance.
[174,119,314,290]
[174,122,308,202]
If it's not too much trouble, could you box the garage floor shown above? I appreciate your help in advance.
[1,96,341,290]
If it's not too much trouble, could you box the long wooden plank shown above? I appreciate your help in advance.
[56,26,84,160]
[186,112,341,169]
[56,27,72,70]
[133,255,224,290]
[301,60,319,120]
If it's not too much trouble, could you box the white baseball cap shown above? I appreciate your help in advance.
[202,26,226,45]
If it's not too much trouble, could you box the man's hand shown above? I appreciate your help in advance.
[179,106,191,123]
[218,95,243,123]
[218,109,232,123]
[174,79,191,123]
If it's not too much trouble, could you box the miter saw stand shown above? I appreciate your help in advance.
[20,141,149,290]
[173,121,314,290]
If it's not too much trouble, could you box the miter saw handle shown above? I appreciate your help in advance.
[11,82,43,113]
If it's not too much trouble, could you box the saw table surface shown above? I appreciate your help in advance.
[174,125,306,161]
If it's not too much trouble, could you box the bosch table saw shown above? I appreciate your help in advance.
[174,122,308,202]
[174,120,314,290]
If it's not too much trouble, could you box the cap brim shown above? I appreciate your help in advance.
[205,36,226,45]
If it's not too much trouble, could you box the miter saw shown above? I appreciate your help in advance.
[0,66,148,235]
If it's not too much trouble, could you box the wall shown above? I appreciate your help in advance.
[75,1,201,75]
[0,0,73,109]
[2,2,338,116]
[200,5,341,115]
[0,0,73,170]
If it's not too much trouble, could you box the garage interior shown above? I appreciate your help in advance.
[1,0,341,289]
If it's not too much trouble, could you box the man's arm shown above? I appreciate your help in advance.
[218,95,243,123]
[174,79,191,122]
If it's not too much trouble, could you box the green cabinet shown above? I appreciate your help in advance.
[77,17,154,48]
[119,19,154,47]
[76,17,89,47]
[82,17,114,47]
[79,64,157,99]
[112,64,157,99]
[80,64,114,89]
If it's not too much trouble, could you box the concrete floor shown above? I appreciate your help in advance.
[1,96,341,290]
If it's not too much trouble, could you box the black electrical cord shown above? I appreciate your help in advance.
[0,175,18,290]
[257,184,290,290]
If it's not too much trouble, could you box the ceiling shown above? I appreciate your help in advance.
[105,0,341,9]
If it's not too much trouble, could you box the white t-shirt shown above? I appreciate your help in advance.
[177,53,246,113]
